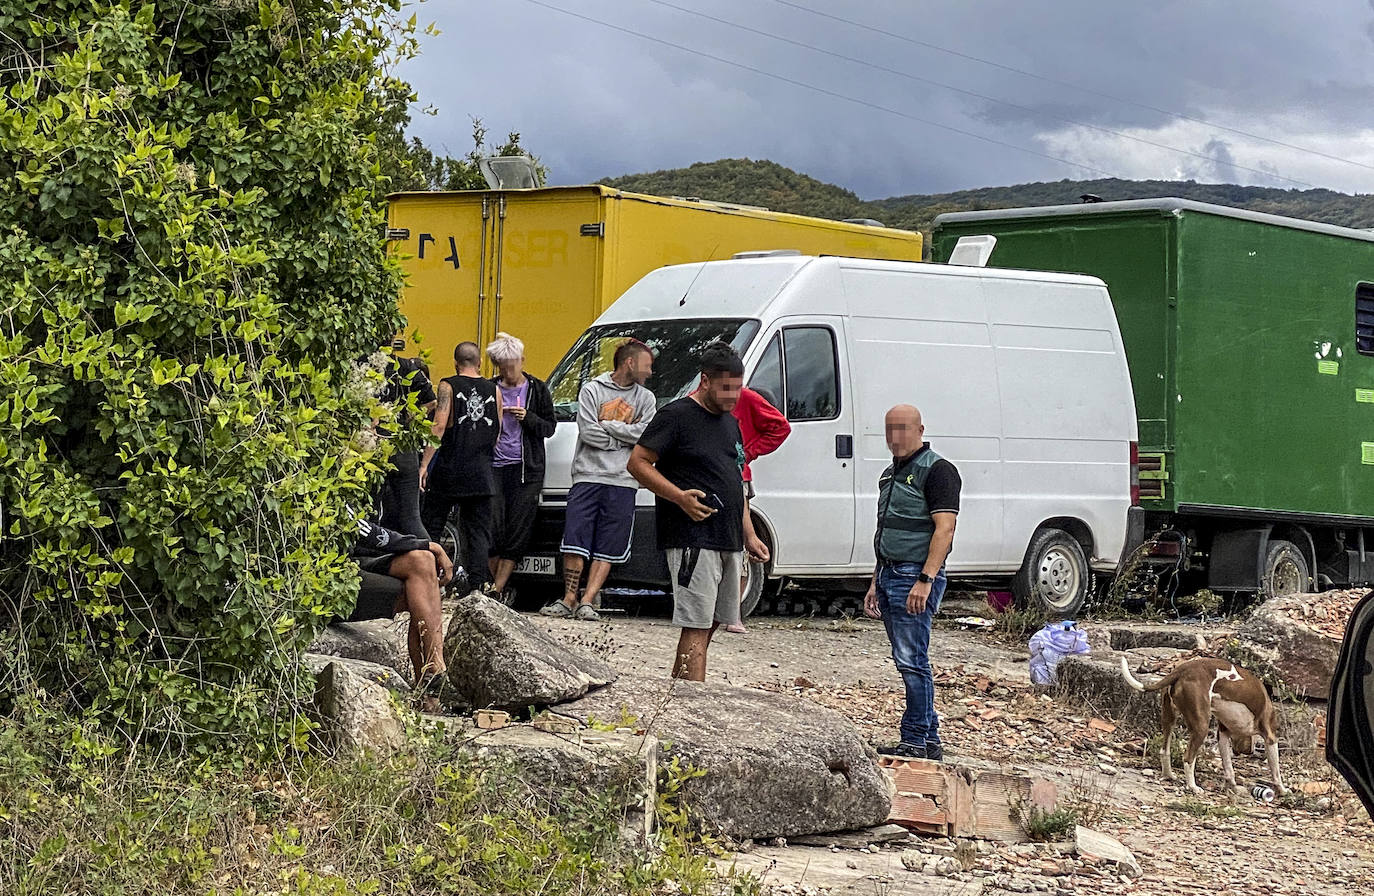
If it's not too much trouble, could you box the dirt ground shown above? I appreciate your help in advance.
[536,597,1374,896]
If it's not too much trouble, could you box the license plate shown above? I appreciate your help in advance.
[517,555,557,576]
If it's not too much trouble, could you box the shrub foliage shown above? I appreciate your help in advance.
[0,0,418,750]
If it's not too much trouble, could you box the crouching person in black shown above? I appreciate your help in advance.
[349,516,453,694]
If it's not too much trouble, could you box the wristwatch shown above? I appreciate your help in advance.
[915,572,933,584]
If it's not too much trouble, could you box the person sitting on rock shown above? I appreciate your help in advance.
[347,515,454,697]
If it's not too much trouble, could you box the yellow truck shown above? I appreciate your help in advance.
[385,185,924,375]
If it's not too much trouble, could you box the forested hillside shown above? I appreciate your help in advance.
[600,158,869,221]
[601,159,1374,233]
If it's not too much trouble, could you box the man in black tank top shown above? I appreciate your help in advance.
[421,341,502,593]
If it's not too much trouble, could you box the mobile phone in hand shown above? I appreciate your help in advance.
[706,492,725,511]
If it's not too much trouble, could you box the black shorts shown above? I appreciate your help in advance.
[346,556,404,622]
[560,482,636,563]
[492,463,541,560]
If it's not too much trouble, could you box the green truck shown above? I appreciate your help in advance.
[932,198,1374,601]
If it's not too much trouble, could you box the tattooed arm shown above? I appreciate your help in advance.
[420,380,452,490]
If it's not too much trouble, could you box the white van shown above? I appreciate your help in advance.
[522,251,1139,616]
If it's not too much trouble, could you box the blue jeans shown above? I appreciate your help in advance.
[877,561,946,748]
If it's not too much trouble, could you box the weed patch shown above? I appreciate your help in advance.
[1145,732,1186,769]
[990,606,1050,645]
[0,701,757,896]
[1012,772,1114,840]
[1016,806,1080,841]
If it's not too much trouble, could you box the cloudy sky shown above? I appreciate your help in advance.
[397,0,1374,199]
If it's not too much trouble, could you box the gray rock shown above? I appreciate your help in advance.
[790,823,910,849]
[442,594,617,711]
[312,659,407,755]
[431,717,657,844]
[304,652,411,693]
[1082,624,1224,652]
[1073,826,1142,877]
[1234,597,1342,699]
[1054,651,1189,731]
[560,674,892,841]
[309,617,411,681]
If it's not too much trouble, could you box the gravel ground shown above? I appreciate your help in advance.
[536,601,1374,895]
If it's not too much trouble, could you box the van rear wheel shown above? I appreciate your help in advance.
[1014,528,1091,618]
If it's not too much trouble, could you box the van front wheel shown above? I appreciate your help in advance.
[1013,528,1091,618]
[740,556,784,617]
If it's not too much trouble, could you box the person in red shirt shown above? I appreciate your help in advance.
[727,386,790,632]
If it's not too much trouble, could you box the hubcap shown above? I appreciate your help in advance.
[1036,547,1080,610]
[1271,558,1302,595]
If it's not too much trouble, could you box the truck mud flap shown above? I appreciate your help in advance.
[1207,527,1269,591]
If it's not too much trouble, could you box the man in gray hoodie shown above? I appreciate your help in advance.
[540,340,656,620]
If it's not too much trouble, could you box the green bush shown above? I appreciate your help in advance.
[0,0,420,752]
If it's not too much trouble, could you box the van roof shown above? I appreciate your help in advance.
[667,254,1107,286]
[932,197,1374,243]
[595,255,1108,325]
[825,255,1106,285]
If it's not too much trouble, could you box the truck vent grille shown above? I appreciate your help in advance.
[1137,452,1167,500]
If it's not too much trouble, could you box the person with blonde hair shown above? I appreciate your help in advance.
[486,333,556,599]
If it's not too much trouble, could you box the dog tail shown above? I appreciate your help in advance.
[1120,655,1159,692]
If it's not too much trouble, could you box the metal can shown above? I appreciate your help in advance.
[1251,784,1276,803]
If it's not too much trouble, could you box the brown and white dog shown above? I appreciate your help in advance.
[1120,656,1286,796]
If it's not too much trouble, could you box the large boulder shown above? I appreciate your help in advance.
[303,652,411,694]
[308,595,475,683]
[1233,593,1350,700]
[1079,623,1216,653]
[309,617,411,681]
[430,719,658,844]
[442,594,617,711]
[560,674,893,841]
[311,658,407,755]
[1053,649,1192,731]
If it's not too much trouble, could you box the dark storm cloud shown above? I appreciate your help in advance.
[397,1,1374,196]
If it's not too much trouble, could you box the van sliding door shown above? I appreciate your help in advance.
[746,320,857,569]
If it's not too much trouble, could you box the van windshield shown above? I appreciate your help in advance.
[548,319,761,421]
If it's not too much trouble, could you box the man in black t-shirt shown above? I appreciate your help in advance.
[629,342,770,681]
[421,341,502,594]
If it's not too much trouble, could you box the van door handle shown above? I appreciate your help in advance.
[835,434,853,459]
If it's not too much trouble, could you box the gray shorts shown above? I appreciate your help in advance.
[666,548,742,629]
